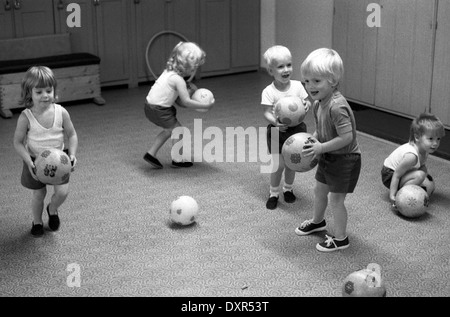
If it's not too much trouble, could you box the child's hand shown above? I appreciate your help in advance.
[28,161,39,181]
[70,155,77,172]
[302,98,311,113]
[187,82,198,96]
[275,120,288,132]
[302,137,323,158]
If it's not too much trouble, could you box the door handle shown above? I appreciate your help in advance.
[5,0,12,11]
[13,0,20,10]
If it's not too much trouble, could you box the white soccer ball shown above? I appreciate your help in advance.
[169,196,199,225]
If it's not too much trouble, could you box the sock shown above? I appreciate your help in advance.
[283,183,293,193]
[269,186,279,198]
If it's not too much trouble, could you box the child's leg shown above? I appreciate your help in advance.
[31,187,47,224]
[270,154,284,197]
[313,180,329,223]
[328,192,348,240]
[400,169,427,188]
[48,183,69,214]
[148,128,173,157]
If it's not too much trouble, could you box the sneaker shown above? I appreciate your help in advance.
[171,160,193,168]
[47,205,60,231]
[283,190,296,203]
[316,234,349,252]
[143,153,163,169]
[31,222,44,236]
[294,219,326,236]
[266,196,279,210]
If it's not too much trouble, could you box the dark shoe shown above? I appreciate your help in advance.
[171,160,193,168]
[294,219,326,236]
[47,205,60,231]
[144,153,163,169]
[31,222,44,236]
[316,235,349,252]
[283,190,296,203]
[266,196,279,210]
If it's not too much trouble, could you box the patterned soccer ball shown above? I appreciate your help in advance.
[170,196,199,225]
[192,88,214,112]
[281,132,319,172]
[274,96,306,127]
[396,184,429,218]
[34,148,71,185]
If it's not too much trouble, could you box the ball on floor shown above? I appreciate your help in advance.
[396,184,429,218]
[169,195,199,225]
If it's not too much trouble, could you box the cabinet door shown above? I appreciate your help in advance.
[430,0,450,127]
[0,3,14,39]
[13,0,55,37]
[199,0,231,73]
[332,0,377,105]
[54,0,96,54]
[231,0,260,70]
[0,0,54,39]
[375,0,435,117]
[95,0,130,85]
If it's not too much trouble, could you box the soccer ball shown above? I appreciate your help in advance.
[274,96,306,127]
[342,263,386,297]
[34,148,71,185]
[281,132,319,172]
[192,88,214,112]
[396,184,429,218]
[169,195,199,225]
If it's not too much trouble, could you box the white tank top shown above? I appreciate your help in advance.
[146,70,179,107]
[23,104,64,157]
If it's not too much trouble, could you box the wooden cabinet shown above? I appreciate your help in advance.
[0,0,55,39]
[55,0,130,86]
[333,0,450,127]
[199,0,260,76]
[430,0,450,127]
[332,0,377,106]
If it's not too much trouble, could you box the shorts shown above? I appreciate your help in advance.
[21,150,70,190]
[266,122,307,154]
[381,165,394,189]
[315,153,361,193]
[144,102,179,129]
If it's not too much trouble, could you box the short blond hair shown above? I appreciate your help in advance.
[263,45,292,70]
[301,48,344,87]
[166,42,206,77]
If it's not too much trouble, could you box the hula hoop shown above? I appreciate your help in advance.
[145,30,189,80]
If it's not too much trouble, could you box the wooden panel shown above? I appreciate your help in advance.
[430,0,450,127]
[231,0,260,69]
[13,0,55,37]
[0,7,14,39]
[199,0,231,73]
[95,0,130,84]
[375,0,435,117]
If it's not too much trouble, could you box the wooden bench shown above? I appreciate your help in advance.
[0,33,105,118]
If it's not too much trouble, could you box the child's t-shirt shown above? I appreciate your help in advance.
[384,143,422,171]
[313,90,360,155]
[146,70,179,107]
[261,80,308,116]
[23,103,65,157]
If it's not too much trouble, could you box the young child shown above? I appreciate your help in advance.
[13,66,78,237]
[143,41,214,169]
[295,48,361,252]
[261,45,311,210]
[381,113,445,210]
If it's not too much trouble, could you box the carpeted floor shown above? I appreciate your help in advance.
[0,71,449,298]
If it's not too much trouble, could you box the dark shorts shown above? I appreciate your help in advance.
[315,153,361,193]
[144,102,179,129]
[266,122,307,154]
[21,150,70,190]
[381,165,394,189]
